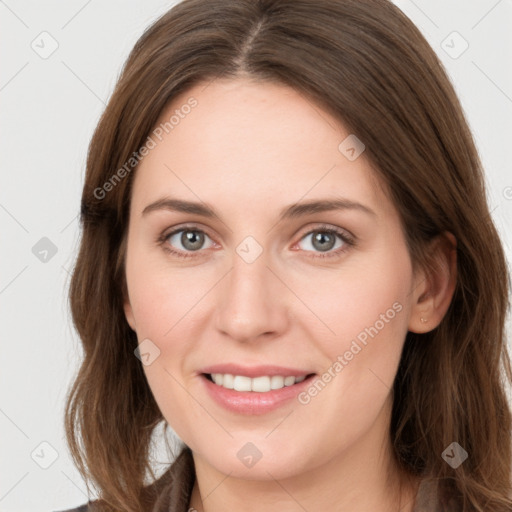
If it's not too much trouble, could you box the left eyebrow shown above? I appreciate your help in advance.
[141,197,376,220]
[278,198,376,221]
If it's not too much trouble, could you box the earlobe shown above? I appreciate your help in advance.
[408,232,457,334]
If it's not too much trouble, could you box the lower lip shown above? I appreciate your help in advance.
[201,374,316,415]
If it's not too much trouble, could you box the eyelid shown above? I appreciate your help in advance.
[161,222,354,244]
[294,222,355,244]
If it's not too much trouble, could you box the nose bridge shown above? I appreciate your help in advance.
[214,239,287,342]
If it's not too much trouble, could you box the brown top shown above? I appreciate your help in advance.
[56,447,458,512]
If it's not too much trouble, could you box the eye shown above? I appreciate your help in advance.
[159,226,216,258]
[158,223,355,260]
[295,225,355,259]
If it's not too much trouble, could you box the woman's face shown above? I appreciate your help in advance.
[123,78,422,480]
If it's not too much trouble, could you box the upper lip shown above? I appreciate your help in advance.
[199,364,314,378]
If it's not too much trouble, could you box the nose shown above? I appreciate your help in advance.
[214,248,290,344]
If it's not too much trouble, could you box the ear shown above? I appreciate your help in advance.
[124,300,137,332]
[408,231,457,333]
[122,280,137,332]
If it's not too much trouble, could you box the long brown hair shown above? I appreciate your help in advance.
[65,0,512,510]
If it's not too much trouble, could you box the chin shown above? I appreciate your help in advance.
[195,440,313,481]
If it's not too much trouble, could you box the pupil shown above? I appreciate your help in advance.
[182,231,204,251]
[313,231,334,252]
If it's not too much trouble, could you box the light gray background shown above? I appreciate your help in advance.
[1,1,511,510]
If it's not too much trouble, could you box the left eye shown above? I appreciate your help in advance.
[296,229,349,254]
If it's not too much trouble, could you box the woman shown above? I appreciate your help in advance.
[59,0,512,511]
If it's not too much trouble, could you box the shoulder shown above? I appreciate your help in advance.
[54,447,195,512]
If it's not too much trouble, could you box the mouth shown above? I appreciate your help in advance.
[202,372,316,392]
[199,370,317,415]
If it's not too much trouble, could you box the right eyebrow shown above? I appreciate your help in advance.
[142,198,215,218]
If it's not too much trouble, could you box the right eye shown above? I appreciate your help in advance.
[161,227,216,258]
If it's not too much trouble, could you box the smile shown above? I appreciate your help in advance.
[206,373,308,392]
[200,371,317,415]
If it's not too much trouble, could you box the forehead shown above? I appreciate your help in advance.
[130,78,389,218]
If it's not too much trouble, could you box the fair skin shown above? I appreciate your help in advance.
[123,78,457,511]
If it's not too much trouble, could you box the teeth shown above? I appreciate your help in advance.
[212,373,223,386]
[209,373,308,392]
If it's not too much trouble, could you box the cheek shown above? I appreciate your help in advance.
[126,258,207,434]
[126,248,207,339]
[290,243,413,433]
[301,244,412,417]
[295,242,412,359]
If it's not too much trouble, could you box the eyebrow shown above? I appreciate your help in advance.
[141,197,376,221]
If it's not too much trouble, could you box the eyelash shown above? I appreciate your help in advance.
[157,223,356,260]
